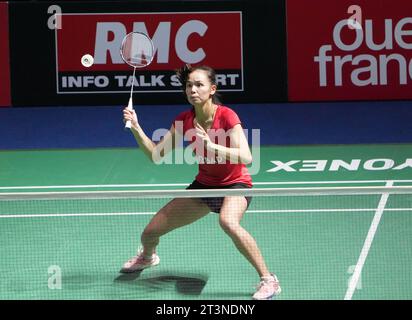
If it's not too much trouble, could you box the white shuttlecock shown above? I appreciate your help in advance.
[81,54,94,67]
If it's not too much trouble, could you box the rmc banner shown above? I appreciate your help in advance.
[9,1,287,106]
[55,12,243,94]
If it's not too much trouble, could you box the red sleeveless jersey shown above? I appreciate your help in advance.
[173,105,252,187]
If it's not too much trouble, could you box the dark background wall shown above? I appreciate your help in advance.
[1,0,411,149]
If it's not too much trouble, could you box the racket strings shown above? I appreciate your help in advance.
[120,32,154,68]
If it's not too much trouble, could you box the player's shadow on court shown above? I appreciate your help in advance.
[114,271,208,296]
[115,271,143,282]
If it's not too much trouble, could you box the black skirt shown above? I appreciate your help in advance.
[186,180,252,213]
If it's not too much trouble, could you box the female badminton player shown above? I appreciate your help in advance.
[121,65,280,300]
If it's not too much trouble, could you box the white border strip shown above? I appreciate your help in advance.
[1,186,412,201]
[344,180,393,300]
[2,180,412,191]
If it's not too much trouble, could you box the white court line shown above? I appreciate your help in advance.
[0,212,156,219]
[1,180,412,191]
[2,207,411,219]
[0,183,189,190]
[344,180,394,300]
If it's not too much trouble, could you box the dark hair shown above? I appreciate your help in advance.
[176,64,222,105]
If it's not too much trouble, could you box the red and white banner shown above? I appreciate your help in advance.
[287,0,412,101]
[0,2,11,107]
[55,12,243,94]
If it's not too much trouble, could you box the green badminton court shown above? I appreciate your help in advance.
[1,143,411,300]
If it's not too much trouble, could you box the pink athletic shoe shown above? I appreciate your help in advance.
[120,248,160,273]
[253,273,281,300]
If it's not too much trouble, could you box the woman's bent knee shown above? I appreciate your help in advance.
[219,218,240,235]
[142,227,162,240]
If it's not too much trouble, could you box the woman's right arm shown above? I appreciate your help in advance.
[123,107,176,163]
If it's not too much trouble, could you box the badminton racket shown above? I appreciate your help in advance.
[120,31,155,129]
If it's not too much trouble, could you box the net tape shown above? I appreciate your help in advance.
[1,186,412,201]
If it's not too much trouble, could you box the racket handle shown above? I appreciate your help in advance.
[124,97,134,130]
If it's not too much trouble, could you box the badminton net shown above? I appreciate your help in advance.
[0,186,411,300]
